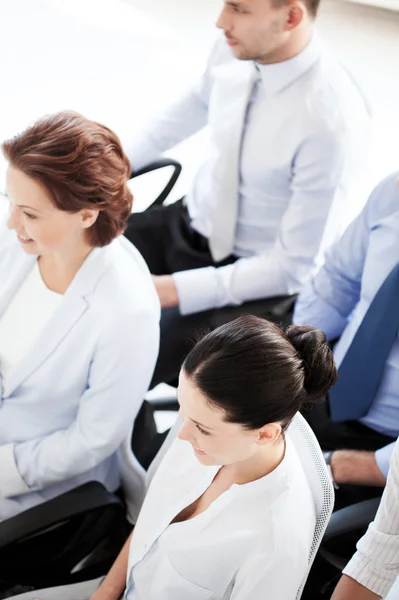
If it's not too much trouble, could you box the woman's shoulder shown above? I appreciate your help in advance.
[105,236,153,279]
[88,237,160,321]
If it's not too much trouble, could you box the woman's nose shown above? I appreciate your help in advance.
[177,419,194,443]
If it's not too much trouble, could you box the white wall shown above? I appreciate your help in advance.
[347,0,399,11]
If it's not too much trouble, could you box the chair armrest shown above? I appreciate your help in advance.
[0,481,123,549]
[130,159,182,208]
[148,396,179,411]
[323,497,381,541]
[131,158,182,179]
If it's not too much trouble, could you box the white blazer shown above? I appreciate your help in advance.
[0,223,160,521]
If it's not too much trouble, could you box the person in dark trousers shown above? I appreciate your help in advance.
[123,0,371,388]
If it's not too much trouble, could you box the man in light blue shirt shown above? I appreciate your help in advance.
[123,0,371,389]
[294,173,399,500]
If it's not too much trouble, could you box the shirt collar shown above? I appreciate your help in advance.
[254,33,323,96]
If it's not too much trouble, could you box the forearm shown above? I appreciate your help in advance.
[91,529,134,600]
[173,253,293,316]
[293,279,348,340]
[331,451,386,486]
[331,575,381,600]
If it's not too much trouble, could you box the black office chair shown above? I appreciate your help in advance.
[129,158,182,210]
[0,400,173,597]
[301,496,382,599]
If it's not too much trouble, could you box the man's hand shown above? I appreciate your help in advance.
[330,450,387,487]
[152,275,179,308]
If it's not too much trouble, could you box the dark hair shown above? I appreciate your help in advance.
[2,111,133,247]
[183,315,337,431]
[272,0,321,18]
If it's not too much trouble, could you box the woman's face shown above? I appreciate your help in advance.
[5,166,96,256]
[177,370,276,467]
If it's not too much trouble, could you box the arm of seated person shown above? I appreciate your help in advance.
[91,529,134,600]
[174,130,371,317]
[331,574,381,600]
[0,312,159,498]
[330,450,387,487]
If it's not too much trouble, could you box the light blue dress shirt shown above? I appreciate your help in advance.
[127,34,371,315]
[294,173,399,477]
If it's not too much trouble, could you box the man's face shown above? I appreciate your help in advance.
[216,0,293,64]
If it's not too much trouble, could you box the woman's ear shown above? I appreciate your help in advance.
[257,423,283,445]
[80,208,99,229]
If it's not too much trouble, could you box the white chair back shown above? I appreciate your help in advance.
[287,412,335,599]
[117,423,147,524]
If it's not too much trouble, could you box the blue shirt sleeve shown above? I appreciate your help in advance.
[294,175,399,339]
[375,441,397,479]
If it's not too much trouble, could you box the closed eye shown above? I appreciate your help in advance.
[23,211,37,219]
[195,423,211,436]
[228,2,250,13]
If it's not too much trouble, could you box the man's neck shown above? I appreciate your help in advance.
[256,28,313,65]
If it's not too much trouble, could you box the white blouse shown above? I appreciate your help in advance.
[0,260,62,396]
[126,433,316,599]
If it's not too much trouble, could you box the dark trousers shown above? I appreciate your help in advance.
[303,399,395,509]
[124,200,295,388]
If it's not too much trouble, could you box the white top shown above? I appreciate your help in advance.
[343,439,399,598]
[126,434,316,600]
[127,34,371,315]
[0,261,62,397]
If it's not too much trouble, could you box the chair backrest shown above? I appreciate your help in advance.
[139,412,333,599]
[119,403,178,524]
[287,412,335,599]
[118,424,148,525]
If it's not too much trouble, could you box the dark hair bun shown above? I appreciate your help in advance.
[285,325,338,402]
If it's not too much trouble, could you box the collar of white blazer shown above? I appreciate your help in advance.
[0,226,111,398]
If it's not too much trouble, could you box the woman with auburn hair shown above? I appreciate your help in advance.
[15,315,337,600]
[0,111,160,521]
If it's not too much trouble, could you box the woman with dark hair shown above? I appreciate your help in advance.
[0,111,160,521]
[16,315,337,600]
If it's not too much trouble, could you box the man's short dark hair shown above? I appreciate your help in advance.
[273,0,321,18]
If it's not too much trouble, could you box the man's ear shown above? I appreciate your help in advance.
[285,2,305,31]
